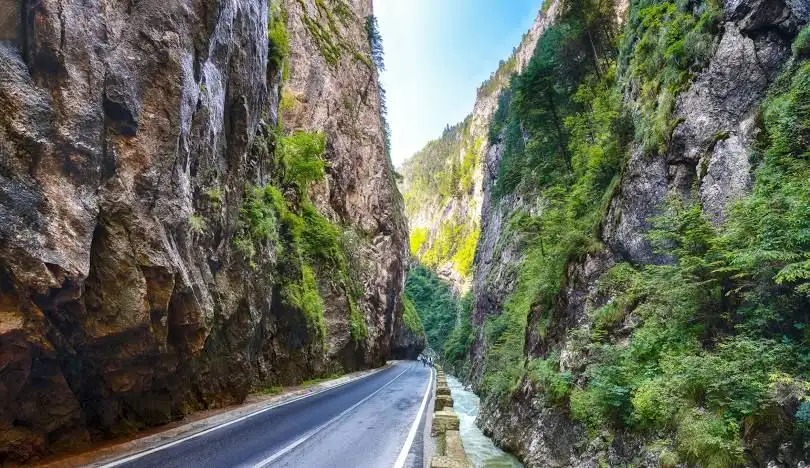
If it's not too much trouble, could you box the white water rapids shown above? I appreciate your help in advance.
[446,376,523,468]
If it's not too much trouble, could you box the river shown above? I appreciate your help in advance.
[446,376,523,468]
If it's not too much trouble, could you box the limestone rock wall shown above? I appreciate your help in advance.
[390,321,426,360]
[282,0,411,369]
[0,0,408,462]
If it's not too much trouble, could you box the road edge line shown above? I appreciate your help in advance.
[93,363,397,468]
[392,366,434,468]
[254,365,412,467]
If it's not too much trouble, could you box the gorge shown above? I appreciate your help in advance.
[1,0,810,466]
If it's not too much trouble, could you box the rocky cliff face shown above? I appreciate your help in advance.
[464,0,810,466]
[467,0,562,390]
[390,294,427,360]
[0,0,411,462]
[282,0,412,373]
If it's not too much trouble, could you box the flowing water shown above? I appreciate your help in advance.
[446,376,523,468]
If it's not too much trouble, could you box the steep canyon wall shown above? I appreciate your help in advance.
[400,0,810,465]
[0,0,414,462]
[468,0,810,466]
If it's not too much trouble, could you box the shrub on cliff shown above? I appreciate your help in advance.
[268,0,289,72]
[620,0,721,153]
[348,296,368,343]
[236,126,365,349]
[283,265,328,341]
[793,25,810,60]
[402,294,426,336]
[278,131,327,195]
[568,60,810,463]
[443,292,473,369]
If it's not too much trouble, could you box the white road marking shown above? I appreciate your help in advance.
[253,365,412,467]
[94,364,396,468]
[392,365,434,468]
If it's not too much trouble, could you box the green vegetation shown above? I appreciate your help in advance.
[405,265,461,352]
[402,119,479,209]
[419,220,480,277]
[567,188,809,464]
[482,20,626,395]
[409,227,429,256]
[268,0,290,72]
[302,372,345,387]
[443,292,474,371]
[527,353,572,405]
[349,297,368,342]
[236,131,340,267]
[620,0,721,153]
[245,0,387,356]
[365,15,392,159]
[402,294,426,335]
[404,265,471,370]
[278,131,327,195]
[205,188,223,206]
[280,89,298,116]
[299,0,348,66]
[481,260,531,397]
[475,1,810,464]
[297,0,373,69]
[478,56,518,99]
[365,15,384,71]
[458,139,480,194]
[283,265,327,339]
[238,125,364,349]
[189,213,206,235]
[411,219,479,280]
[234,185,279,263]
[792,25,810,60]
[260,385,283,395]
[450,228,479,278]
[401,118,481,281]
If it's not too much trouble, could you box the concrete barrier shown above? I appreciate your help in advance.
[435,394,453,411]
[431,411,460,436]
[429,367,471,468]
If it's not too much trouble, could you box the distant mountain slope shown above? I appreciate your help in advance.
[399,3,552,293]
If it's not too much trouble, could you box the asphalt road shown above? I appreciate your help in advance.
[103,361,433,468]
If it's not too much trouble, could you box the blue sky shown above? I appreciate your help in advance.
[374,0,542,166]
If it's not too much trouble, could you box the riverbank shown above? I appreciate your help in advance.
[446,376,521,468]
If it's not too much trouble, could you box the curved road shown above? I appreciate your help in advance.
[99,361,433,468]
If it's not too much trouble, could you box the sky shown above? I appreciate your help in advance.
[374,0,542,166]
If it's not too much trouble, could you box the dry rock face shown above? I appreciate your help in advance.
[0,0,409,462]
[390,320,426,360]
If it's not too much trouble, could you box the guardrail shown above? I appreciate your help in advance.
[430,368,471,468]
